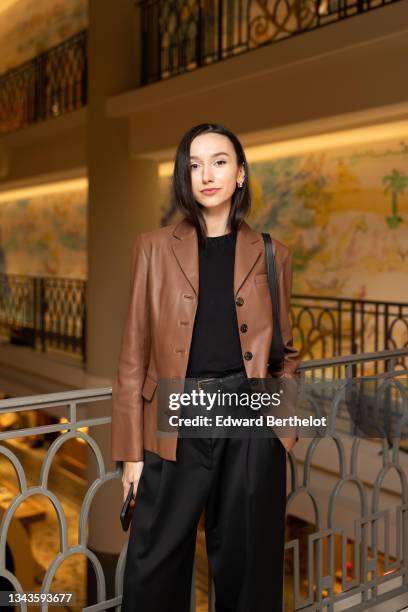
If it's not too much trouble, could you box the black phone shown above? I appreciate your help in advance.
[120,482,135,531]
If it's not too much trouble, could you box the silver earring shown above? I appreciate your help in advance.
[237,180,244,188]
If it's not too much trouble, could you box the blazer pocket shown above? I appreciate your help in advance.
[254,273,268,285]
[141,372,158,402]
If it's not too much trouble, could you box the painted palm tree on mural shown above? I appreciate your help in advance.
[382,168,408,229]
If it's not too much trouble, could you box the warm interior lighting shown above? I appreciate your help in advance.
[59,416,88,438]
[0,177,88,203]
[76,431,89,443]
[158,120,408,177]
[0,0,19,16]
[59,416,69,435]
[317,0,329,15]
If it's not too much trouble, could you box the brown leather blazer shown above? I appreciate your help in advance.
[111,218,301,462]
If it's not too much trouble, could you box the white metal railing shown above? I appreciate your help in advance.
[0,348,407,611]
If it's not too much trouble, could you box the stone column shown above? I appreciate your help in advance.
[86,0,160,604]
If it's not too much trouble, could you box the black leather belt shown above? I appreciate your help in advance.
[192,370,247,391]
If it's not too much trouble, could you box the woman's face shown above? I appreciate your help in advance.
[189,132,245,213]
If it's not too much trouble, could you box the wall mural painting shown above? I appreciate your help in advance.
[160,138,408,303]
[0,189,87,279]
[0,0,88,74]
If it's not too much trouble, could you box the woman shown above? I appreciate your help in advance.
[111,123,301,611]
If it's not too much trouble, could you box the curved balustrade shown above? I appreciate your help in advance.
[0,348,407,610]
[291,295,408,374]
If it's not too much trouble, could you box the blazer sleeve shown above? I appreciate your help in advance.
[111,234,150,463]
[273,247,301,446]
[273,247,301,379]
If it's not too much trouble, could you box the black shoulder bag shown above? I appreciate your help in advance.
[261,233,285,374]
[261,235,300,444]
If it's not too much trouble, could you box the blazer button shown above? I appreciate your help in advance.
[236,296,244,306]
[244,351,253,361]
[240,324,248,333]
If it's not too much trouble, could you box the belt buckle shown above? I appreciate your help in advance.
[197,377,217,391]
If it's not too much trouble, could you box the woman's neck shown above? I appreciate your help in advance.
[203,202,231,237]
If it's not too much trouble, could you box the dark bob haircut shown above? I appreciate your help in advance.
[170,123,251,247]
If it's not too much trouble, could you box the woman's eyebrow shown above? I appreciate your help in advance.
[190,152,230,160]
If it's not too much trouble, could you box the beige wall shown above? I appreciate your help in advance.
[106,2,408,159]
[1,3,406,207]
[0,0,406,559]
[0,110,87,184]
[0,0,406,385]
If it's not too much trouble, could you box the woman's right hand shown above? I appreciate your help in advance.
[122,461,144,502]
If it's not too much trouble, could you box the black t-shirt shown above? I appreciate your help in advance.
[185,230,246,379]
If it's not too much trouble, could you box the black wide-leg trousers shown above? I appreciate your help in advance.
[121,432,287,612]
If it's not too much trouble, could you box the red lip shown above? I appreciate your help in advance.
[201,188,220,195]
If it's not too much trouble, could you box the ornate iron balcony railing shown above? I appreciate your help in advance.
[291,294,408,373]
[136,0,401,84]
[1,270,407,368]
[0,273,86,363]
[0,29,87,135]
[0,348,407,610]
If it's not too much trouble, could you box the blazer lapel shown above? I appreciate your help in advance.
[172,217,264,297]
[234,220,264,297]
[172,219,199,295]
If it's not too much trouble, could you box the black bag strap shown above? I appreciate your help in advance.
[261,233,285,373]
